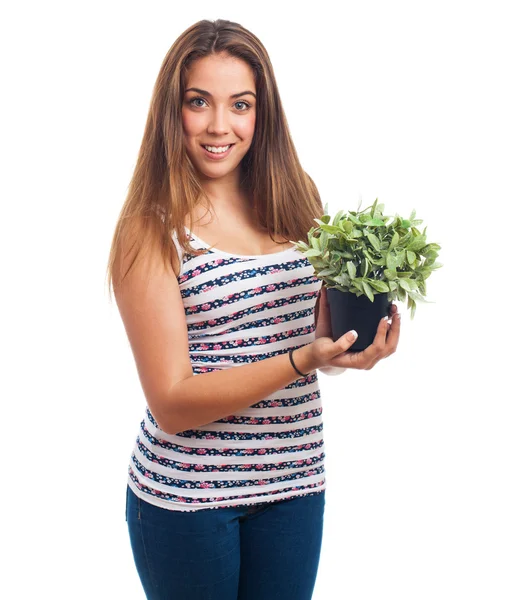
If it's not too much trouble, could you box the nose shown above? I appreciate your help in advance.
[207,106,230,135]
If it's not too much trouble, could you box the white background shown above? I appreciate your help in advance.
[2,1,526,598]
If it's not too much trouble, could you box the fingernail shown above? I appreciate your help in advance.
[346,330,358,341]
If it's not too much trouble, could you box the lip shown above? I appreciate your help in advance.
[200,143,234,160]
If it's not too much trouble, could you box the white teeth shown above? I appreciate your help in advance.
[204,144,231,153]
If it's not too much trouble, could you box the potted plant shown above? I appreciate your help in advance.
[291,199,442,352]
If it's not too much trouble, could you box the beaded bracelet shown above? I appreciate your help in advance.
[288,348,308,377]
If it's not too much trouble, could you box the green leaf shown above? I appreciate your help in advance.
[399,231,412,246]
[368,279,390,293]
[304,249,322,257]
[363,247,375,262]
[366,233,381,251]
[317,267,336,276]
[421,243,441,258]
[395,249,406,266]
[362,280,375,302]
[363,249,385,266]
[348,214,361,225]
[407,296,416,319]
[360,257,370,277]
[292,240,309,250]
[389,231,399,251]
[407,235,427,252]
[365,218,385,227]
[408,290,431,303]
[399,278,419,292]
[407,250,416,264]
[346,261,357,279]
[352,278,364,293]
[319,224,341,234]
[334,273,351,287]
[331,210,346,226]
[399,279,412,292]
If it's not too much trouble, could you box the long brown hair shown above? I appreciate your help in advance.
[105,18,323,301]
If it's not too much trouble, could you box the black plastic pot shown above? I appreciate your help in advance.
[326,288,392,352]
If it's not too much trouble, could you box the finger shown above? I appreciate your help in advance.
[372,315,391,349]
[385,311,401,355]
[338,329,358,353]
[322,330,359,363]
[325,330,363,367]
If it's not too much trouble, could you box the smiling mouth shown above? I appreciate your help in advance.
[201,144,235,156]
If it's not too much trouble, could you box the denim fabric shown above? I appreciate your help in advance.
[125,485,326,599]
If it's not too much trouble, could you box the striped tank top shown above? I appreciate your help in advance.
[126,225,326,512]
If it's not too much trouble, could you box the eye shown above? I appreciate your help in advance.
[189,97,207,108]
[234,101,251,111]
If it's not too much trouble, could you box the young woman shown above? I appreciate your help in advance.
[106,18,400,600]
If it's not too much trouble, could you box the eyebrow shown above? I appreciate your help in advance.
[184,87,256,100]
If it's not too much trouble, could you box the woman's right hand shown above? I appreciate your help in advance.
[309,306,401,371]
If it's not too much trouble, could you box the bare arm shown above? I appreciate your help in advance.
[158,345,317,434]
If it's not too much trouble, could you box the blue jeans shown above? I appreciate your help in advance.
[125,485,326,599]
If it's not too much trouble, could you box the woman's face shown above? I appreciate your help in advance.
[181,52,257,182]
